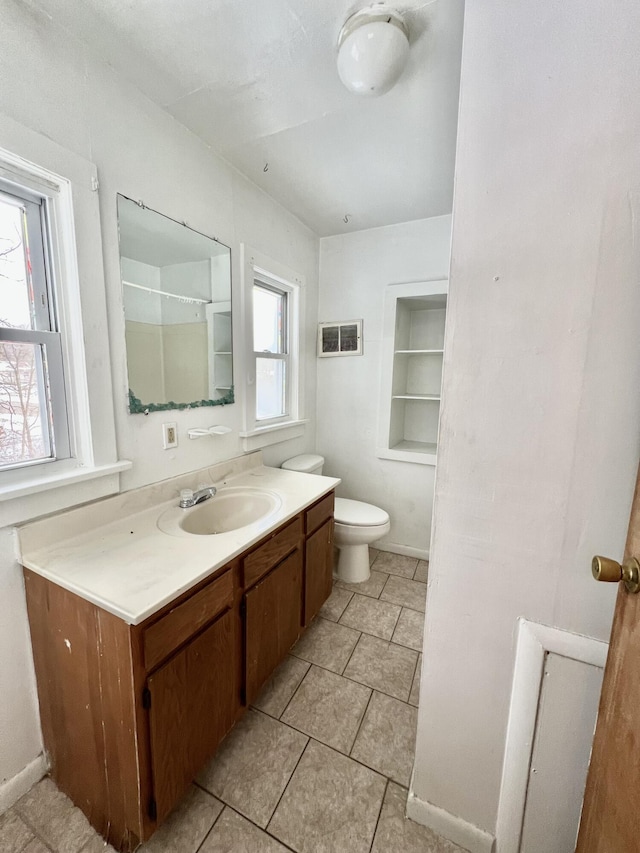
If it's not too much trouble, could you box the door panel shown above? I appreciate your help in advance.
[245,549,303,705]
[147,608,240,823]
[304,519,333,627]
[577,470,640,851]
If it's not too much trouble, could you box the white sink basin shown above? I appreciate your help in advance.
[157,486,282,537]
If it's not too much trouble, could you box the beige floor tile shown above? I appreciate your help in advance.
[200,807,290,853]
[371,782,464,853]
[351,692,418,786]
[335,569,388,599]
[344,633,417,701]
[0,809,35,853]
[290,617,360,674]
[139,785,223,852]
[369,547,381,566]
[78,835,117,853]
[319,587,353,622]
[268,740,386,853]
[197,709,307,828]
[339,594,401,640]
[281,665,371,754]
[391,608,425,651]
[252,655,310,718]
[409,654,422,707]
[380,576,427,613]
[374,552,419,578]
[414,560,429,583]
[23,841,50,853]
[14,778,95,853]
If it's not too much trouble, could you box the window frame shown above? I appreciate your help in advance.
[253,276,290,424]
[240,246,306,450]
[0,182,72,470]
[0,132,129,526]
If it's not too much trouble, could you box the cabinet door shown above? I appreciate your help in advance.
[147,607,240,823]
[245,549,303,705]
[304,519,334,627]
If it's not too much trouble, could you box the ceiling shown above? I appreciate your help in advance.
[28,0,465,237]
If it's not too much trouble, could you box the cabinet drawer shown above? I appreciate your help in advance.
[305,492,334,535]
[143,568,233,672]
[243,516,303,589]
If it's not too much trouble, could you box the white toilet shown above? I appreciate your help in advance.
[281,454,390,584]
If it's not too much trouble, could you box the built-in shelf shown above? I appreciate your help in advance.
[377,281,448,466]
[207,302,233,397]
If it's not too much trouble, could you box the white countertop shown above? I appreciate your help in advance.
[19,458,339,625]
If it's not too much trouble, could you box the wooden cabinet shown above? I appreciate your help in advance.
[23,491,334,852]
[303,492,334,626]
[304,520,333,626]
[245,549,303,704]
[148,607,240,823]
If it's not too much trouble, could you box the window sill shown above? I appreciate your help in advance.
[1,459,132,528]
[239,419,309,452]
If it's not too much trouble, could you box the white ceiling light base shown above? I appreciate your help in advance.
[337,5,410,97]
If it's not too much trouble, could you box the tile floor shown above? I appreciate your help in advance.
[1,551,464,853]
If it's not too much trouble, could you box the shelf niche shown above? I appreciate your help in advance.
[377,281,448,466]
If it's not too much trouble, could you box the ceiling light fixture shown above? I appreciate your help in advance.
[337,5,410,97]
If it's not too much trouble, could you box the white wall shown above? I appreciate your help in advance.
[317,216,451,555]
[0,0,319,801]
[411,0,640,848]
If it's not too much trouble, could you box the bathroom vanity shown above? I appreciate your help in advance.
[19,455,338,851]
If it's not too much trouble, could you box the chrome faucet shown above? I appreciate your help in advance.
[179,485,217,508]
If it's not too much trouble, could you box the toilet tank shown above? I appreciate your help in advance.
[281,454,325,475]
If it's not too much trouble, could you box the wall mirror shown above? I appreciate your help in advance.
[117,194,233,414]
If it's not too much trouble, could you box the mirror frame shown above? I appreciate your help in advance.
[117,194,234,414]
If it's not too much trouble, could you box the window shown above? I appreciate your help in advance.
[0,137,128,526]
[253,280,288,421]
[0,183,70,470]
[241,247,306,450]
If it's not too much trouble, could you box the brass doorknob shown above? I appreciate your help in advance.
[592,555,640,594]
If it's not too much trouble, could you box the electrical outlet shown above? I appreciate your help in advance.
[162,422,178,449]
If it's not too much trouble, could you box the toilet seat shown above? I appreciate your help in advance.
[334,498,389,527]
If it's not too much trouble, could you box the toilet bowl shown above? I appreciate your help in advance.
[281,455,390,584]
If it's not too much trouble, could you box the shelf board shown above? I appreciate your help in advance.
[391,440,437,455]
[211,301,231,314]
[215,385,232,390]
[376,440,438,466]
[392,394,440,401]
[214,351,232,356]
[394,349,444,355]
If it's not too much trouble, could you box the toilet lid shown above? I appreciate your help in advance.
[281,454,324,472]
[334,498,389,527]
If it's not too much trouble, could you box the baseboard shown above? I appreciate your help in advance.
[376,542,429,561]
[0,753,48,814]
[406,788,495,853]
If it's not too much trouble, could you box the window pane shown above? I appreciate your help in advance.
[256,357,286,420]
[0,193,38,331]
[253,284,285,353]
[0,340,52,467]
